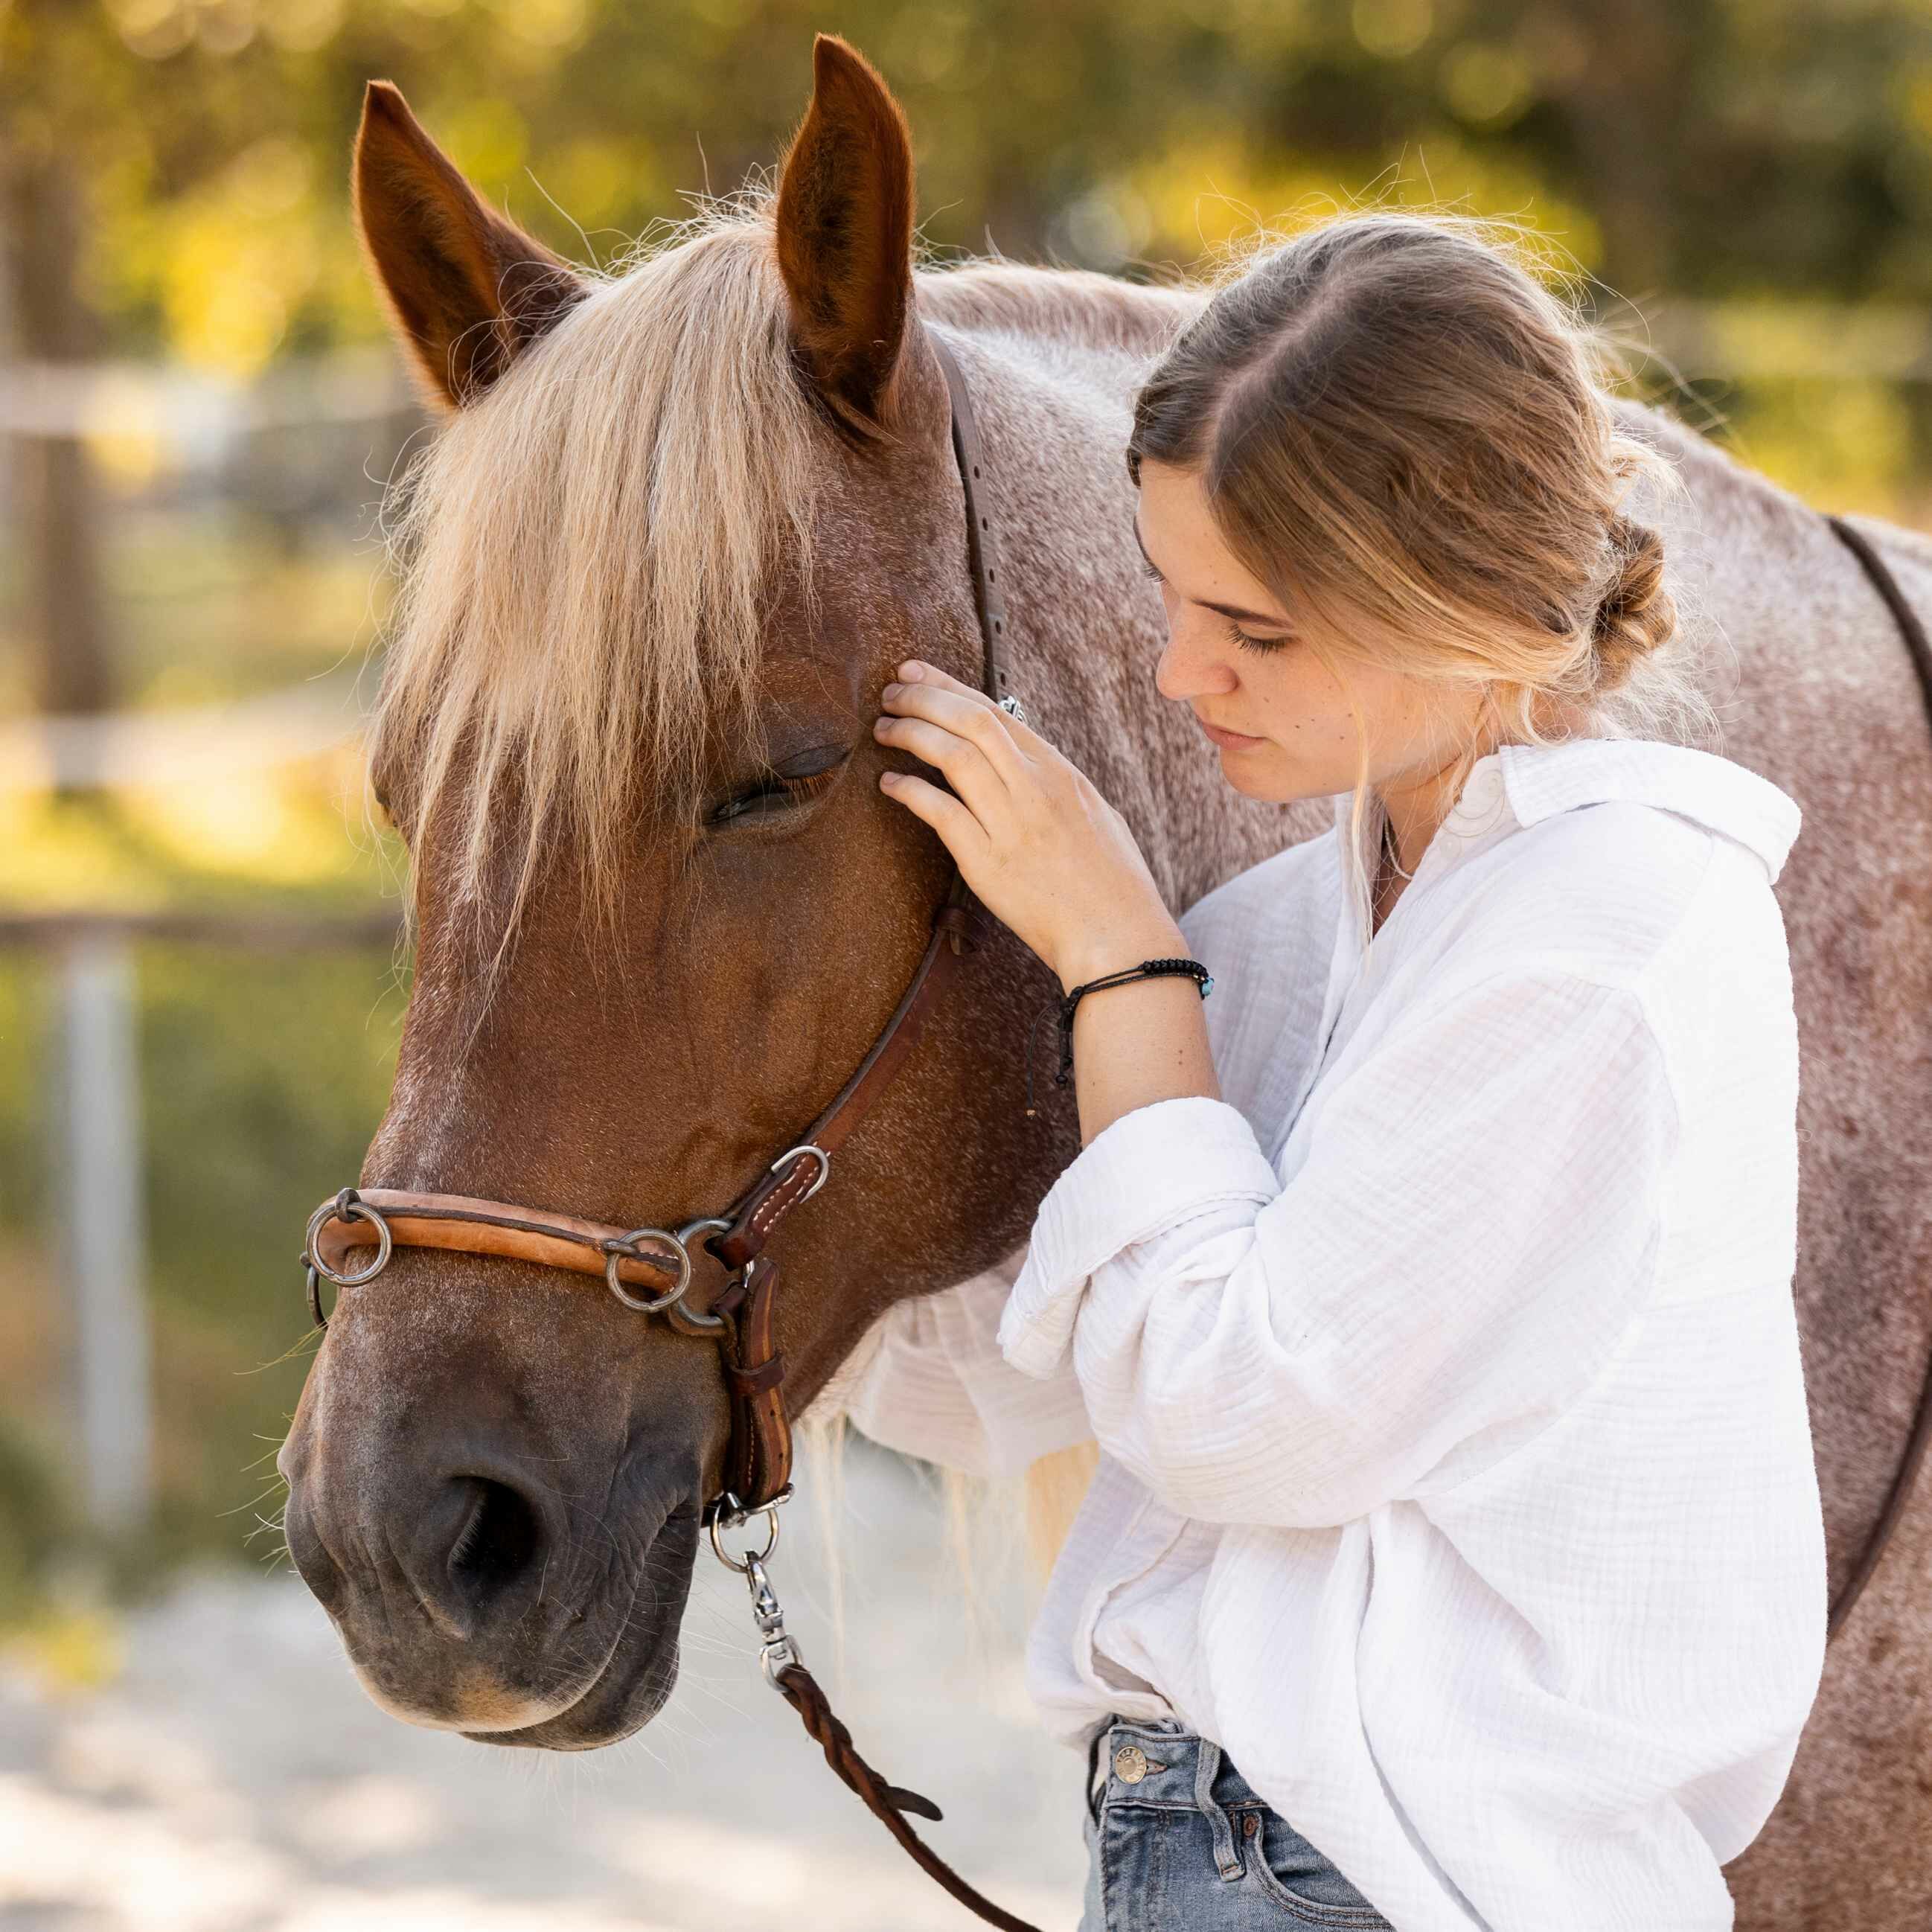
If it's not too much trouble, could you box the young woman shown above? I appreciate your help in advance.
[846,209,1829,1932]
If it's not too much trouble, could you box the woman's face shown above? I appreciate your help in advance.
[1138,458,1485,805]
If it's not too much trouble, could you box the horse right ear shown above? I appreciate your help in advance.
[353,80,589,415]
[773,35,919,444]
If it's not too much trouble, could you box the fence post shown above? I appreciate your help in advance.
[59,930,153,1533]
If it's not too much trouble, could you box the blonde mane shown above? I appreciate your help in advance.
[370,188,839,993]
[365,180,1183,999]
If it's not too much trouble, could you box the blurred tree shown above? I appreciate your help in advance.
[5,0,1932,708]
[12,0,1932,1586]
[0,0,1926,379]
[3,0,115,721]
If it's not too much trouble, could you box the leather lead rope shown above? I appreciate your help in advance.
[304,324,1042,1930]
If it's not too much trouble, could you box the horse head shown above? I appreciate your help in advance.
[278,33,1264,1750]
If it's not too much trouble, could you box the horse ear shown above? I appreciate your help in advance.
[353,80,590,414]
[773,34,918,441]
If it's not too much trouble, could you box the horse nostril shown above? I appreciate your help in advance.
[447,1477,543,1596]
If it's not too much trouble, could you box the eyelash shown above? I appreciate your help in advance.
[713,760,843,828]
[1139,555,1288,655]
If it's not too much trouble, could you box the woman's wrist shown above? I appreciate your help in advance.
[1057,935,1221,1147]
[1054,919,1191,997]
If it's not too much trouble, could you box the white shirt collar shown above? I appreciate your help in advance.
[1330,735,1803,889]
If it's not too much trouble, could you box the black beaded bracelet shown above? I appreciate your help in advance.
[1025,956,1215,1118]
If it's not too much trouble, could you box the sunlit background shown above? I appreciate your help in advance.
[6,1,1932,1926]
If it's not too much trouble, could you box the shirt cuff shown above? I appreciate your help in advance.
[997,1094,1280,1379]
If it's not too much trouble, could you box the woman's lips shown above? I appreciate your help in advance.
[1197,716,1267,750]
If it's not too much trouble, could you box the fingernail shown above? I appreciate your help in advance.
[880,772,898,786]
[882,682,903,697]
[898,659,924,679]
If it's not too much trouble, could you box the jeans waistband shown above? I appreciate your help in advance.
[1086,1715,1262,1817]
[1087,1715,1276,1886]
[1081,1716,1393,1925]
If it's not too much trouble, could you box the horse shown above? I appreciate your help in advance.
[277,32,1932,1928]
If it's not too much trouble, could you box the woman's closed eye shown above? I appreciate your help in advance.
[1139,553,1290,656]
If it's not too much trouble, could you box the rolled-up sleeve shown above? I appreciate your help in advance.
[825,1256,1095,1479]
[996,967,1676,1528]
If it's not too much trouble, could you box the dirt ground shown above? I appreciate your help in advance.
[0,1433,1089,1931]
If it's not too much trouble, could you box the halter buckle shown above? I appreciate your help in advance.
[770,1142,831,1201]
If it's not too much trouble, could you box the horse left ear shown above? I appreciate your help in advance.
[773,34,918,442]
[353,79,590,414]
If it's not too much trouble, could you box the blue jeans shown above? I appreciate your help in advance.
[1078,1716,1396,1931]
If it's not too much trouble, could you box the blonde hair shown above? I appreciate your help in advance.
[1124,202,1717,946]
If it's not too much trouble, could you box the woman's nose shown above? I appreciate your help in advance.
[1154,612,1237,704]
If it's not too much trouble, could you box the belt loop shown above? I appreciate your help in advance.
[1195,1737,1241,1881]
[1087,1720,1110,1826]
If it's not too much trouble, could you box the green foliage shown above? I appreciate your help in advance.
[7,0,1932,374]
[138,937,403,1564]
[0,1416,63,1624]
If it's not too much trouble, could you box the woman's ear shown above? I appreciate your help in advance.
[352,79,590,414]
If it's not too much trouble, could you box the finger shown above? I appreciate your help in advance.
[892,658,1054,758]
[874,714,1011,822]
[877,769,994,868]
[889,659,1011,728]
[892,657,975,694]
[879,680,1028,783]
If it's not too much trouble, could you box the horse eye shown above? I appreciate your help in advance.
[707,748,849,828]
[710,779,800,826]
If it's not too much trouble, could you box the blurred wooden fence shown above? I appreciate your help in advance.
[1,909,397,1534]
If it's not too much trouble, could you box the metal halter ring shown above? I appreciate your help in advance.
[601,1152,828,1319]
[304,1189,394,1289]
[707,1489,788,1572]
[602,1224,694,1314]
[601,1215,738,1322]
[770,1143,831,1201]
[667,1217,732,1330]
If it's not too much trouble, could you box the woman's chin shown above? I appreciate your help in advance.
[1214,740,1282,791]
[1218,745,1340,807]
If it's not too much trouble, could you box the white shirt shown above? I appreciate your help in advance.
[827,735,1829,1932]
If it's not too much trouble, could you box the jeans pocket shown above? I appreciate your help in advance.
[1228,1803,1392,1929]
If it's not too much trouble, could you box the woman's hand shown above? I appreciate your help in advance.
[873,656,1186,990]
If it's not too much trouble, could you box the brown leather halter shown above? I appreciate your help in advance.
[302,327,1043,1932]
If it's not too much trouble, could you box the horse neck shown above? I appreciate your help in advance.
[916,274,1331,915]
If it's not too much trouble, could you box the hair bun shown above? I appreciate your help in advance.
[1590,515,1674,690]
